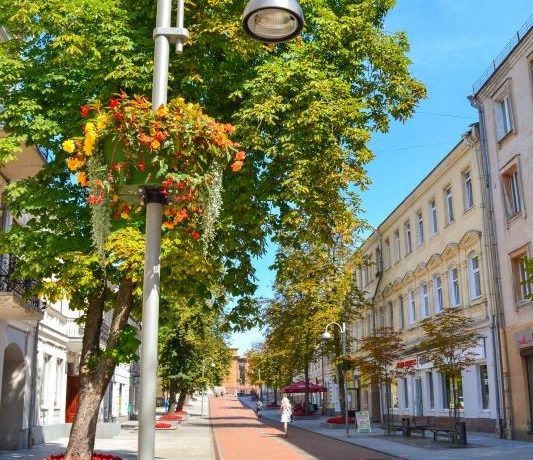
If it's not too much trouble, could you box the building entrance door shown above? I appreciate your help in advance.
[527,356,533,426]
[65,375,80,423]
[414,378,423,416]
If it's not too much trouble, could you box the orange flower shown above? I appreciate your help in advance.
[235,151,245,161]
[67,157,83,171]
[76,172,89,186]
[231,161,243,172]
[162,221,175,230]
[150,139,160,150]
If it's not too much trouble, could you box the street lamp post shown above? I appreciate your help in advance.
[201,358,216,419]
[138,0,304,458]
[322,322,350,437]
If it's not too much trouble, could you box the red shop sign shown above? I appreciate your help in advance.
[396,359,417,369]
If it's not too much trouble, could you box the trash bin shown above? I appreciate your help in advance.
[456,421,467,445]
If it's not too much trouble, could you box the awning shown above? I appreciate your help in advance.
[282,380,327,394]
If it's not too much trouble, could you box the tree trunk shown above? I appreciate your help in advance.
[168,380,178,415]
[65,277,134,460]
[304,361,310,414]
[176,391,187,411]
[273,386,278,405]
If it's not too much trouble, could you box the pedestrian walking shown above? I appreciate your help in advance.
[279,396,292,438]
[255,400,263,418]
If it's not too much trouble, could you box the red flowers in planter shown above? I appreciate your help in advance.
[46,454,122,460]
[159,415,182,420]
[155,422,172,428]
[326,416,355,424]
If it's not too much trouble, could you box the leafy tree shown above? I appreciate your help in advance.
[351,326,404,434]
[419,308,480,440]
[0,0,425,457]
[158,300,231,412]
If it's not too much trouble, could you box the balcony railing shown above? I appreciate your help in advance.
[0,254,41,312]
[66,318,109,342]
[472,14,533,94]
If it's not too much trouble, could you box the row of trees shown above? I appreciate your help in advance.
[0,0,425,458]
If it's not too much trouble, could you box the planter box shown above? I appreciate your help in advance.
[320,422,355,429]
[293,415,321,420]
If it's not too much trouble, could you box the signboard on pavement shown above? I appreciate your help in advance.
[356,410,371,433]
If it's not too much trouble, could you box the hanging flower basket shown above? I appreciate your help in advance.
[62,93,245,256]
[45,454,122,460]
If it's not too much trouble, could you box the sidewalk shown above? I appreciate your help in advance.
[241,396,533,460]
[210,395,396,460]
[0,397,215,460]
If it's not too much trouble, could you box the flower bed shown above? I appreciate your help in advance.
[155,422,174,429]
[159,415,182,421]
[46,454,122,460]
[326,416,355,424]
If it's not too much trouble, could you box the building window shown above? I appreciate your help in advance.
[469,254,482,300]
[375,247,381,276]
[408,290,416,324]
[442,374,464,410]
[404,221,412,255]
[427,372,435,409]
[399,296,405,330]
[395,230,401,262]
[449,267,460,307]
[430,200,438,235]
[463,169,474,210]
[433,275,443,313]
[512,254,532,303]
[495,95,513,140]
[416,211,424,245]
[402,377,409,408]
[445,186,454,224]
[389,302,394,330]
[420,283,429,318]
[479,364,490,410]
[384,239,391,269]
[364,265,369,286]
[380,307,385,328]
[502,167,523,218]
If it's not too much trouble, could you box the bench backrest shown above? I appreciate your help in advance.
[427,417,456,429]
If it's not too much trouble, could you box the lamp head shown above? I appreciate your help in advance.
[242,0,304,43]
[321,331,332,341]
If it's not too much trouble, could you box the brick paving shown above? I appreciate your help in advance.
[209,396,397,460]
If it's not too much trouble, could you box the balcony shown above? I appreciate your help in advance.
[0,131,47,182]
[0,255,43,320]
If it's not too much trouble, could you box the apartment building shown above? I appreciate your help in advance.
[470,16,533,439]
[351,128,501,432]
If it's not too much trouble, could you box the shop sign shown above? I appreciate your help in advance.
[396,359,417,369]
[356,410,371,433]
[515,328,533,349]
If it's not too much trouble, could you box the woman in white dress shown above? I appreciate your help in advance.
[279,396,292,438]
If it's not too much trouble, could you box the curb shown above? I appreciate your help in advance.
[209,398,225,460]
[238,398,407,460]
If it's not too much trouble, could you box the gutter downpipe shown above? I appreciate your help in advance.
[370,230,384,423]
[468,96,513,439]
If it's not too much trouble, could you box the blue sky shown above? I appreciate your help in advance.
[231,1,533,353]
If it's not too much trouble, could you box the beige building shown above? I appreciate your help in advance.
[351,128,501,433]
[470,17,533,439]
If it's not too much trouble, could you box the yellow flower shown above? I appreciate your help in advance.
[62,139,76,154]
[120,211,130,220]
[83,124,97,156]
[156,106,169,118]
[96,114,109,130]
[150,139,160,150]
[84,122,96,133]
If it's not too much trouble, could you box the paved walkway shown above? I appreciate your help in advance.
[240,396,533,460]
[210,396,396,460]
[0,397,214,460]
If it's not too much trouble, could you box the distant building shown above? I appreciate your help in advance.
[223,348,253,395]
[470,15,533,440]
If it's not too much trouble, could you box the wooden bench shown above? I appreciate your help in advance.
[425,417,459,444]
